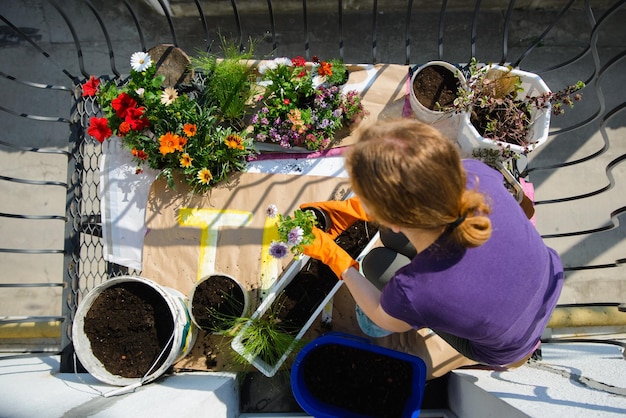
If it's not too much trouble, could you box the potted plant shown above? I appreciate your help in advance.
[188,273,250,334]
[454,58,584,160]
[232,208,380,377]
[83,46,257,193]
[190,36,259,130]
[249,56,367,152]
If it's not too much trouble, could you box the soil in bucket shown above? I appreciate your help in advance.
[83,281,175,378]
[301,343,414,418]
[413,65,459,110]
[191,275,246,332]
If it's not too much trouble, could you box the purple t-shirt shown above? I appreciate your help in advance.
[380,159,564,366]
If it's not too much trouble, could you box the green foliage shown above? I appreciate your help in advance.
[276,209,317,258]
[192,36,259,129]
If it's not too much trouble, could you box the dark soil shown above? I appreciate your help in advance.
[191,275,245,332]
[83,282,174,378]
[301,343,414,418]
[413,64,460,110]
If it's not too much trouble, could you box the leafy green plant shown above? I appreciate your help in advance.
[267,207,317,259]
[191,36,259,129]
[230,295,307,368]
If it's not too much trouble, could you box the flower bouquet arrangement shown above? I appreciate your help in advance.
[266,204,317,259]
[84,50,257,193]
[250,56,367,151]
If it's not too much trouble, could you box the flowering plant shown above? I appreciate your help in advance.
[250,56,367,151]
[84,51,257,193]
[450,58,584,157]
[266,205,317,259]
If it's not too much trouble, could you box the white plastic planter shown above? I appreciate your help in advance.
[72,276,198,386]
[456,65,552,157]
[231,231,380,377]
[409,61,467,141]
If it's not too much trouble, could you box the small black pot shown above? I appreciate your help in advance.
[301,207,332,232]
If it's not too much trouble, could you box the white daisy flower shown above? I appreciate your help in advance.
[160,87,178,106]
[130,52,152,72]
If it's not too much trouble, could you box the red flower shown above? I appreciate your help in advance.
[111,92,137,119]
[124,107,150,130]
[87,117,112,143]
[81,76,100,97]
[283,99,290,105]
[292,56,306,67]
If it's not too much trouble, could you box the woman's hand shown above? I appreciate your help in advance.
[302,227,358,279]
[299,196,370,239]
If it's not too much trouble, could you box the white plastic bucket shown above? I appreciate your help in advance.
[188,273,250,334]
[409,61,467,141]
[456,65,551,157]
[72,276,198,386]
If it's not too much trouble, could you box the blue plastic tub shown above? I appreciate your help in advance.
[291,332,427,418]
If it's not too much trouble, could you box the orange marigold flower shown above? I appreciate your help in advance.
[224,134,245,150]
[159,132,181,155]
[180,153,193,168]
[118,121,131,136]
[197,168,213,184]
[131,147,148,160]
[176,136,187,151]
[318,61,333,77]
[183,123,197,137]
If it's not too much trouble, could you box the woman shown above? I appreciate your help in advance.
[302,118,564,379]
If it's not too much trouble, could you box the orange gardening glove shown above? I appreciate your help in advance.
[299,196,370,240]
[303,228,359,279]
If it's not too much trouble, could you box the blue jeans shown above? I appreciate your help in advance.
[355,305,393,338]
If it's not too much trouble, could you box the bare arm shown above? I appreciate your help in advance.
[341,266,413,333]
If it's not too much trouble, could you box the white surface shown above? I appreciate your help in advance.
[0,355,238,418]
[450,342,626,418]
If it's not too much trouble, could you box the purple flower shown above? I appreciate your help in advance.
[287,226,304,245]
[269,241,289,259]
[333,108,343,118]
[251,114,259,124]
[261,117,269,126]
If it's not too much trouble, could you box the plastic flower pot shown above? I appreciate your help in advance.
[456,65,551,157]
[410,61,467,141]
[291,332,427,418]
[72,276,198,386]
[300,206,332,232]
[188,273,250,334]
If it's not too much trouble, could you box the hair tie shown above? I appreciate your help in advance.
[449,214,466,229]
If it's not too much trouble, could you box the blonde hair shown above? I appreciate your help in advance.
[345,119,492,248]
